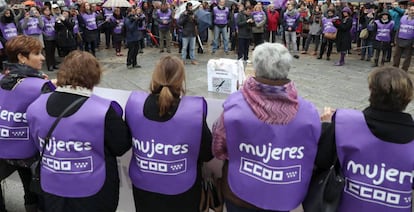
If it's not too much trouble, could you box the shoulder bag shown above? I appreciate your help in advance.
[30,97,86,194]
[302,156,345,212]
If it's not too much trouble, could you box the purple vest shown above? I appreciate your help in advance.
[284,12,299,27]
[112,17,124,34]
[224,92,321,211]
[252,11,265,23]
[375,20,393,42]
[213,6,229,25]
[0,76,53,159]
[72,17,79,34]
[0,22,18,41]
[126,91,204,195]
[21,17,42,35]
[157,9,172,29]
[335,109,414,212]
[82,13,97,30]
[322,16,338,33]
[42,16,56,37]
[0,77,51,159]
[398,15,414,40]
[103,8,113,19]
[137,14,146,30]
[26,94,122,198]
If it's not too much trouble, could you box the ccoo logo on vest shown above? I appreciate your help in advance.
[344,160,413,208]
[0,107,29,140]
[239,142,304,184]
[132,138,189,175]
[38,136,93,174]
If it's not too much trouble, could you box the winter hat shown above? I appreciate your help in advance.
[342,7,352,15]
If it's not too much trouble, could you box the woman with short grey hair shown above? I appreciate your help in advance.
[212,42,321,212]
[253,42,292,80]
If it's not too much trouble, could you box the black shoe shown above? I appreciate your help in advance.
[317,56,322,59]
[53,65,59,70]
[133,65,141,68]
[326,57,330,61]
[48,66,54,72]
[139,50,144,54]
[160,50,164,53]
[293,55,300,59]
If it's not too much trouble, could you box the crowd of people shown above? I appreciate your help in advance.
[0,0,413,211]
[0,0,412,71]
[0,35,413,212]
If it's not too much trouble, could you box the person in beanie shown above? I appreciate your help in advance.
[332,6,352,66]
[316,66,414,212]
[212,42,321,212]
[371,12,394,67]
[393,6,414,72]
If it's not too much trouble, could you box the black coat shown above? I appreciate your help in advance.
[333,16,352,52]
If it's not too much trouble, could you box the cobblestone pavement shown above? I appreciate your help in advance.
[2,40,414,212]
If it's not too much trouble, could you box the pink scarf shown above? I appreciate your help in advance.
[241,77,299,125]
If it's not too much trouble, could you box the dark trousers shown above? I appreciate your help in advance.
[43,40,56,69]
[253,33,264,47]
[374,48,388,65]
[114,41,122,53]
[127,41,140,66]
[393,45,413,71]
[319,37,334,58]
[297,35,307,51]
[238,38,250,61]
[0,161,39,209]
[304,34,320,52]
[265,30,277,43]
[103,28,111,48]
[84,41,96,56]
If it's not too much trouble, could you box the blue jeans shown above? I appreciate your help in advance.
[361,39,373,59]
[182,36,195,60]
[213,25,229,52]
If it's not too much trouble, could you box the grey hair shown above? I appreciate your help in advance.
[253,42,292,80]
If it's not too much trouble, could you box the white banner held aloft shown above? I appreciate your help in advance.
[207,58,245,94]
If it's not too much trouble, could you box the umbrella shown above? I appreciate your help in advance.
[256,0,271,5]
[225,0,237,8]
[196,9,211,32]
[273,0,287,9]
[147,29,159,47]
[23,0,36,6]
[102,0,131,7]
[87,0,104,4]
[174,0,201,19]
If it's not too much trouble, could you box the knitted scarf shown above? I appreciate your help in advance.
[241,77,299,125]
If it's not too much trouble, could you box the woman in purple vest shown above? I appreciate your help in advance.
[372,12,394,67]
[78,2,98,56]
[125,55,213,212]
[213,42,321,212]
[0,35,55,212]
[20,7,44,47]
[316,66,414,212]
[26,50,131,212]
[109,7,124,56]
[41,6,58,72]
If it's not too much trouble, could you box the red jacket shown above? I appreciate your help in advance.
[266,9,279,31]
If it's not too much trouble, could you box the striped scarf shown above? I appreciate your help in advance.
[241,77,299,125]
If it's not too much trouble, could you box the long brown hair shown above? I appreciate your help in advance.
[150,56,186,116]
